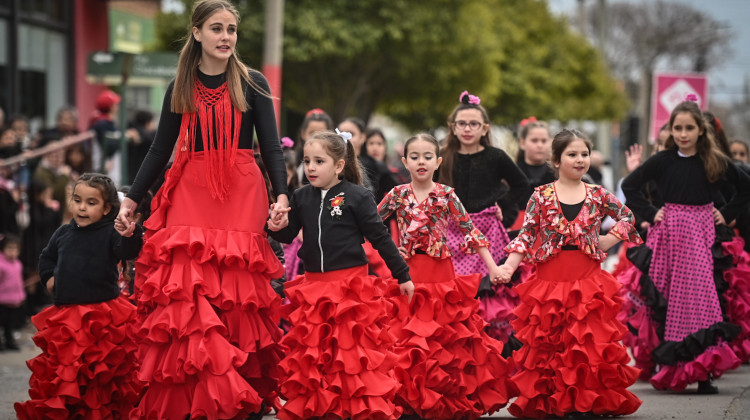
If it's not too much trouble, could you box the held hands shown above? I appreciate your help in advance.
[115,197,138,237]
[400,280,415,303]
[491,264,514,285]
[267,195,291,231]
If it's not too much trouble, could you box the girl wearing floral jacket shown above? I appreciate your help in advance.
[496,129,642,419]
[378,133,517,420]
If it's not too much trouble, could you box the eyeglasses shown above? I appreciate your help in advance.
[453,120,485,130]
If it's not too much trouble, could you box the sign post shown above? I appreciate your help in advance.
[650,73,708,142]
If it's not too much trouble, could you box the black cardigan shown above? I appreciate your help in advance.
[39,219,143,305]
[269,180,410,283]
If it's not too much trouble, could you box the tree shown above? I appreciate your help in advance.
[154,0,628,130]
[584,0,733,142]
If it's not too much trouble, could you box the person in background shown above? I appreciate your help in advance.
[729,139,749,164]
[126,110,156,184]
[0,234,25,351]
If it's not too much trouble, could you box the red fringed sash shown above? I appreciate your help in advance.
[176,81,241,201]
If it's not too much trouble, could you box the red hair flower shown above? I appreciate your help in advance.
[520,116,537,127]
[685,93,699,103]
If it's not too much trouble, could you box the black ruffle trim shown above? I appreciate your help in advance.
[652,322,741,365]
[502,333,523,359]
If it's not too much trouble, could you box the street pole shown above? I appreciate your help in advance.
[262,0,285,132]
[119,53,133,185]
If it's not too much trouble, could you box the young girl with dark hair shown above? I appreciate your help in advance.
[439,91,530,344]
[621,99,750,393]
[268,130,414,420]
[294,108,334,184]
[497,129,642,418]
[116,0,290,417]
[15,173,143,419]
[378,133,516,419]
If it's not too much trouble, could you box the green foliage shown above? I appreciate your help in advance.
[154,0,628,130]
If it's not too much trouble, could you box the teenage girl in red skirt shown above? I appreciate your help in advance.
[497,129,643,418]
[116,1,291,418]
[377,133,517,420]
[267,130,414,420]
[16,173,143,419]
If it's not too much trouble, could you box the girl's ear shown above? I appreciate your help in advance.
[401,156,407,166]
[335,158,346,176]
[192,27,201,43]
[436,156,443,169]
[103,203,112,216]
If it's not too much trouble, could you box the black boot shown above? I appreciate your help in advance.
[697,377,719,394]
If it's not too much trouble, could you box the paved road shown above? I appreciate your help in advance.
[3,323,749,420]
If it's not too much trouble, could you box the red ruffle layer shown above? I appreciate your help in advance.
[15,297,142,420]
[277,266,401,420]
[387,255,516,420]
[509,252,642,419]
[132,226,284,419]
[722,236,750,363]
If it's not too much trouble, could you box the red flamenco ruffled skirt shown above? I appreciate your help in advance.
[277,265,400,420]
[15,297,142,419]
[387,254,517,420]
[132,150,286,419]
[509,251,642,419]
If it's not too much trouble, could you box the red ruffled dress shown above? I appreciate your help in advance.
[131,83,286,419]
[505,183,643,418]
[378,183,517,419]
[15,297,142,419]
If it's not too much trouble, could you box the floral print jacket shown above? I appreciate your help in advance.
[505,182,642,263]
[378,183,490,259]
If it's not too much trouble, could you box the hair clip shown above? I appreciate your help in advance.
[684,93,699,103]
[281,137,295,149]
[714,116,723,134]
[520,116,537,127]
[335,128,352,143]
[459,91,481,105]
[305,108,325,117]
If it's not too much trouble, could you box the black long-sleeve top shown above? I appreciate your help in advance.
[268,180,411,284]
[450,146,531,214]
[127,69,287,204]
[39,219,143,305]
[622,149,750,224]
[517,160,556,200]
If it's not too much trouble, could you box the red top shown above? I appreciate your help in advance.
[378,183,490,259]
[506,182,642,263]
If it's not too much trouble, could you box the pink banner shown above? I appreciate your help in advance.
[650,73,708,141]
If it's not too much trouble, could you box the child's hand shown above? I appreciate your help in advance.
[398,246,409,259]
[653,207,664,223]
[269,195,291,229]
[598,233,619,252]
[46,277,54,293]
[400,280,415,303]
[116,197,138,237]
[492,264,515,285]
[713,207,726,225]
[495,205,503,221]
[266,217,285,231]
